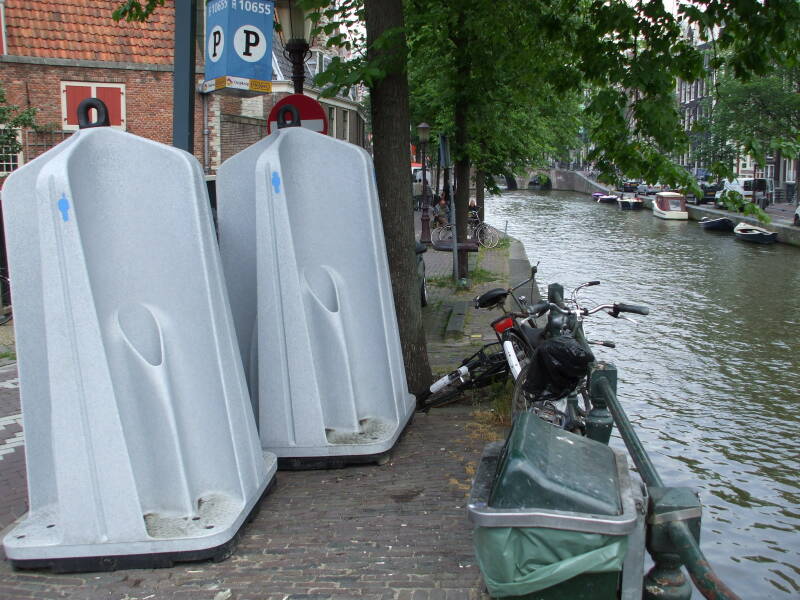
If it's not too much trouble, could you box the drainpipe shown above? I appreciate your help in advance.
[0,0,7,56]
[202,91,210,174]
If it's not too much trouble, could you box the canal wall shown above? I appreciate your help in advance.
[637,196,800,248]
[549,169,611,195]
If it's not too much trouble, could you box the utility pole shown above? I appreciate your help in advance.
[173,0,197,152]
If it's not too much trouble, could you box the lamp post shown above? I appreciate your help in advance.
[418,122,432,244]
[275,0,312,94]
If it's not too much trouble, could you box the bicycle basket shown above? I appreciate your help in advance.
[521,336,594,403]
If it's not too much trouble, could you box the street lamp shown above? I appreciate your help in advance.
[275,0,313,94]
[418,122,432,244]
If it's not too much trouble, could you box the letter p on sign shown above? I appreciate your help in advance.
[234,25,266,62]
[209,25,225,62]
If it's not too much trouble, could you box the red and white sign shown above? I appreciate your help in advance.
[267,94,328,135]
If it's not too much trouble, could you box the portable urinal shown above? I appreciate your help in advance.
[1,101,276,572]
[217,125,415,468]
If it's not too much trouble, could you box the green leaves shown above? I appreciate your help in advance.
[112,0,165,22]
[0,84,37,159]
[717,190,771,224]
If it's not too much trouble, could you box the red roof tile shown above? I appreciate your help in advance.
[5,0,176,64]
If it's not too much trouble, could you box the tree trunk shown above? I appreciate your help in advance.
[365,0,431,394]
[452,9,470,280]
[475,170,485,222]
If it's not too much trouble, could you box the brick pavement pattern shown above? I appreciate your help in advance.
[0,210,521,599]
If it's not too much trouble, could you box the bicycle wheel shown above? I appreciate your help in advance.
[511,364,568,427]
[435,224,454,242]
[511,363,535,416]
[477,224,500,248]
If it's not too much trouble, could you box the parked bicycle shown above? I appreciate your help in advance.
[434,211,500,248]
[416,343,509,411]
[416,263,648,425]
[473,263,648,432]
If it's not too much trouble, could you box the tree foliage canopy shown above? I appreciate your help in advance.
[113,0,800,192]
[697,64,800,170]
[0,84,37,165]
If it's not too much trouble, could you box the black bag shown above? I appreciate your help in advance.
[521,336,594,402]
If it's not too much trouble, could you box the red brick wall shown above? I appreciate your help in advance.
[1,61,205,178]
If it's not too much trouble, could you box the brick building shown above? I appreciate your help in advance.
[0,0,368,184]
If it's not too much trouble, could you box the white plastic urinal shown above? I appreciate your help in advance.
[217,126,415,467]
[1,124,275,572]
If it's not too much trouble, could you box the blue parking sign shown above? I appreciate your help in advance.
[203,0,275,94]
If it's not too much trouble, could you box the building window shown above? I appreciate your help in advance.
[342,109,349,142]
[315,51,333,76]
[327,106,335,137]
[0,129,22,175]
[61,82,126,131]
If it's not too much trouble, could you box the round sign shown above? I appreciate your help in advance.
[208,25,224,62]
[233,24,267,63]
[267,94,329,135]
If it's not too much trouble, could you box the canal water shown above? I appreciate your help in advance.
[485,189,799,599]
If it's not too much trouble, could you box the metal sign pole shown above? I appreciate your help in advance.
[173,0,197,152]
[450,178,458,281]
[439,135,458,281]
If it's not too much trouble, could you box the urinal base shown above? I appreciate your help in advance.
[6,476,276,574]
[276,413,414,470]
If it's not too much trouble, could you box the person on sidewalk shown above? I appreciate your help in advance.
[432,195,449,228]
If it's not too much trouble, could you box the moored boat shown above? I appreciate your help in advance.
[652,191,688,220]
[617,196,644,210]
[699,216,734,232]
[733,222,778,244]
[597,194,618,204]
[591,192,604,200]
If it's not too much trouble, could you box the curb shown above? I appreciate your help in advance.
[445,300,468,338]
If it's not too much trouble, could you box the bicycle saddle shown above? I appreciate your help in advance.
[475,288,509,309]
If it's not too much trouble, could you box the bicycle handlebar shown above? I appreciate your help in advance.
[528,300,550,317]
[614,303,650,316]
[538,301,651,319]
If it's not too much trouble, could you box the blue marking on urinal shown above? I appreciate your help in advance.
[271,172,281,194]
[57,193,70,222]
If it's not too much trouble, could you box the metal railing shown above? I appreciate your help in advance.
[591,369,741,600]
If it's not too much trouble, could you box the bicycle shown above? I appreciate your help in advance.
[416,343,509,412]
[515,282,647,432]
[474,264,648,432]
[434,211,500,248]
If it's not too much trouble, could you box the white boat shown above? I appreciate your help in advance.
[596,194,618,204]
[617,196,644,210]
[652,191,688,220]
[733,222,778,244]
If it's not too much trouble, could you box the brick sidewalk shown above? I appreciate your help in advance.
[0,214,520,599]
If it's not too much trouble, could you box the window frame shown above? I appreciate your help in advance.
[0,127,23,176]
[61,81,127,131]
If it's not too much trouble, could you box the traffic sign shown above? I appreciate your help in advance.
[268,95,329,135]
[203,0,274,95]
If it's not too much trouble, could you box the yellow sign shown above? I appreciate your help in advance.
[249,79,272,93]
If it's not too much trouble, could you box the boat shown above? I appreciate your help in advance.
[596,194,618,204]
[591,192,604,200]
[733,222,778,244]
[699,216,734,232]
[652,191,688,220]
[617,196,644,210]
